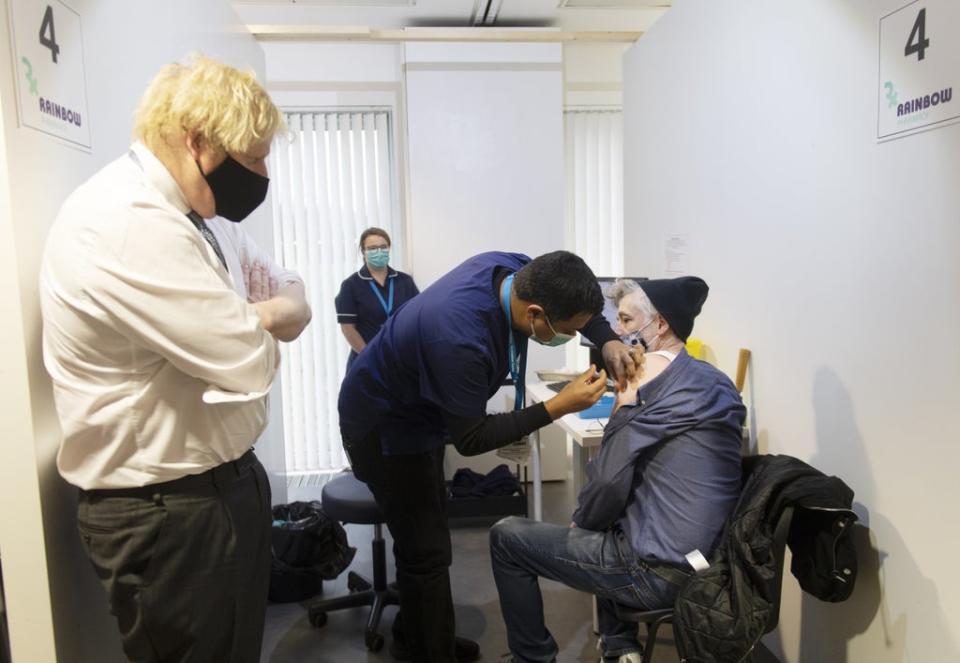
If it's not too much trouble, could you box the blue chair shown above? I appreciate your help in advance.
[307,472,399,652]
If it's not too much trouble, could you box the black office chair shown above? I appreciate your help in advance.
[307,472,399,652]
[613,505,795,663]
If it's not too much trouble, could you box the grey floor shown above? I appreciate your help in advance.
[260,480,778,663]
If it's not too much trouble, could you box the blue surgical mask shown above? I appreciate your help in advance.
[530,313,576,347]
[366,248,390,268]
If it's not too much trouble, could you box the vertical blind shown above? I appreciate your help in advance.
[269,110,395,481]
[564,109,625,368]
[564,109,625,277]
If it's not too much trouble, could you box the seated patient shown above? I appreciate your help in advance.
[490,277,745,663]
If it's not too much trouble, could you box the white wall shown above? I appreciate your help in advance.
[403,41,565,288]
[0,2,278,660]
[622,1,960,661]
[401,41,575,375]
[403,42,573,478]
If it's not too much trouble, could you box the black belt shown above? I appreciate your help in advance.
[81,450,258,501]
[614,528,694,586]
[637,557,694,587]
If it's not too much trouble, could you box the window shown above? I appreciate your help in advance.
[565,108,624,276]
[269,110,397,484]
[565,109,624,367]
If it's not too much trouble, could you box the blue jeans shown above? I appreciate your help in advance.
[489,516,689,662]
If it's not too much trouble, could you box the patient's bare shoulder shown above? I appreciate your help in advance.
[636,353,670,387]
[613,354,672,413]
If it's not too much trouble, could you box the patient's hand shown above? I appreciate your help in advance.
[601,340,644,392]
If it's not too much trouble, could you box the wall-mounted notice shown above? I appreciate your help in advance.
[664,233,689,275]
[878,0,960,141]
[9,0,90,149]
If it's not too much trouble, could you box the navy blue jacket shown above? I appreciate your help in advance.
[572,349,745,565]
[338,252,530,455]
[338,252,621,456]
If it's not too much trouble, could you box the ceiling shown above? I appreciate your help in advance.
[231,0,672,32]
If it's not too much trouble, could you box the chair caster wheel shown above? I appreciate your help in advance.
[309,611,327,628]
[365,632,384,652]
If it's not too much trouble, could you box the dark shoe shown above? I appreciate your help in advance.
[389,635,480,662]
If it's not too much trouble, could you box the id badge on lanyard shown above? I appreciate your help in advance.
[501,274,527,411]
[497,273,532,463]
[368,278,395,316]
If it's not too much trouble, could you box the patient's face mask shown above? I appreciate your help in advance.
[620,317,658,351]
[530,312,576,347]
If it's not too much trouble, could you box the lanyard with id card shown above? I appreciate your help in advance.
[497,273,532,463]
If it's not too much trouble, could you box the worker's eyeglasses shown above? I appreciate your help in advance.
[364,245,389,253]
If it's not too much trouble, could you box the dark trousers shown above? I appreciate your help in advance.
[76,450,272,663]
[346,430,456,663]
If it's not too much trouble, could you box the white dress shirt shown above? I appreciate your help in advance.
[41,142,280,489]
[207,217,301,300]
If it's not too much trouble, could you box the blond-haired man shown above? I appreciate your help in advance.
[40,55,309,662]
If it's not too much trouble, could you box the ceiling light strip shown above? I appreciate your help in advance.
[248,25,644,42]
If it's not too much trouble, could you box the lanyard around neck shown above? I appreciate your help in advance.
[368,277,395,316]
[501,273,527,411]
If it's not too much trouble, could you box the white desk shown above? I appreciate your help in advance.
[526,382,607,521]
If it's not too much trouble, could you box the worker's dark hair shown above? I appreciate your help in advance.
[513,251,603,322]
[359,227,391,250]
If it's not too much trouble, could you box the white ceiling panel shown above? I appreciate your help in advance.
[233,1,416,5]
[558,0,671,7]
[232,0,670,31]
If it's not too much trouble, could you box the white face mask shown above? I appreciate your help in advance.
[620,317,658,350]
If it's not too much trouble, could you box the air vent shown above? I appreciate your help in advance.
[471,0,503,26]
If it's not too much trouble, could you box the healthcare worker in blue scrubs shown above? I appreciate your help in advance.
[335,227,420,370]
[338,250,643,663]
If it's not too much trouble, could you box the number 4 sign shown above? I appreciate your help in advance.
[878,0,960,140]
[9,0,90,149]
[38,6,61,63]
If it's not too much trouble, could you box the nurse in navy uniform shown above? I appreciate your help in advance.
[335,227,419,370]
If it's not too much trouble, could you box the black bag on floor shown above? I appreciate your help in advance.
[269,501,356,603]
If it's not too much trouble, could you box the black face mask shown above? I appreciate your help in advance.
[196,155,269,222]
